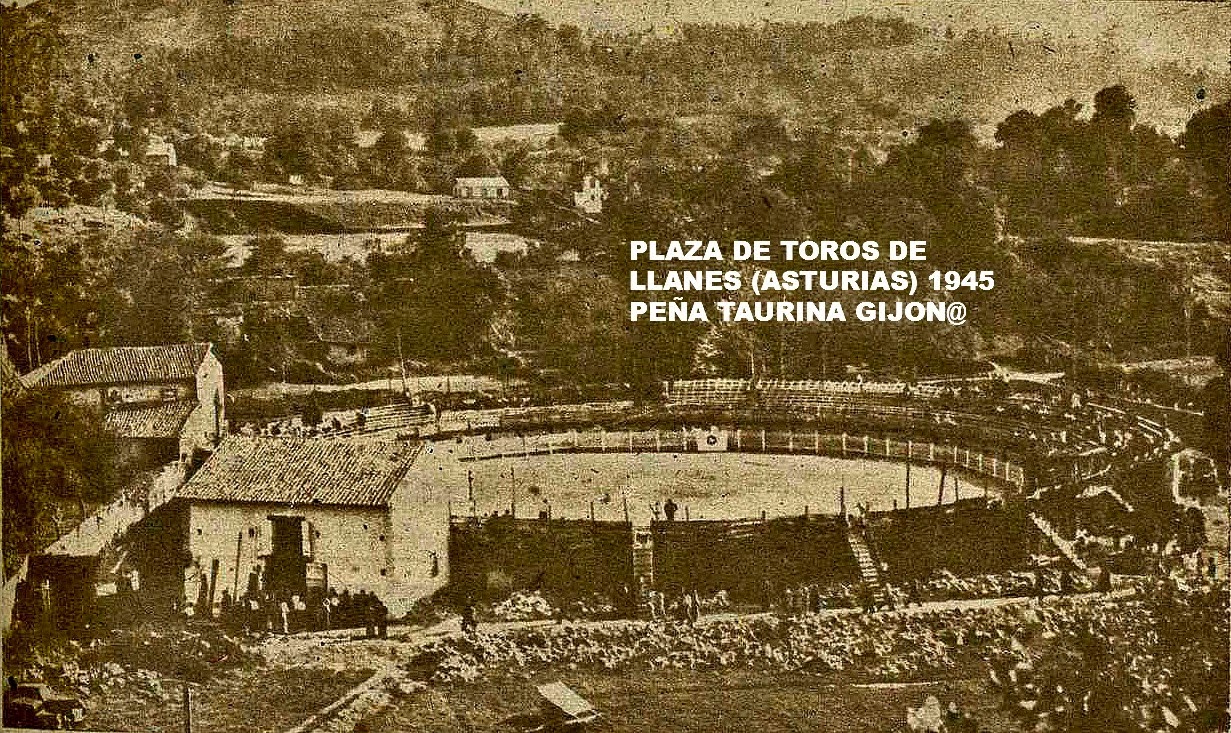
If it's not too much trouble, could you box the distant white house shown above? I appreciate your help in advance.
[144,140,178,168]
[573,173,606,214]
[454,176,511,200]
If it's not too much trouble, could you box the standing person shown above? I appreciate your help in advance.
[1033,568,1047,601]
[681,591,695,624]
[907,578,922,607]
[278,595,291,635]
[1097,565,1112,593]
[361,591,375,638]
[460,599,477,634]
[374,595,389,638]
[663,498,678,522]
[1059,568,1073,596]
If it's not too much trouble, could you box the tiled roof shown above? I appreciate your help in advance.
[103,401,198,439]
[455,176,510,187]
[25,343,211,387]
[178,437,421,507]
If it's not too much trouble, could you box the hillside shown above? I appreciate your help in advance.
[19,0,1226,135]
[57,0,510,48]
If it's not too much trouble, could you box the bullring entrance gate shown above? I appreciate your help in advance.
[265,515,308,598]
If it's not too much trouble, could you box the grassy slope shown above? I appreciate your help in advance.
[362,669,1019,733]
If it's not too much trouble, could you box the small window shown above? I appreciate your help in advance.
[378,534,385,542]
[196,528,202,535]
[248,528,255,538]
[380,568,388,576]
[362,523,368,530]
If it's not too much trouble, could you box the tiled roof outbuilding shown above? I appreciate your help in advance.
[177,437,421,507]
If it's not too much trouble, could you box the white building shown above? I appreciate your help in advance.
[174,437,451,616]
[25,343,225,465]
[573,173,606,214]
[454,175,511,200]
[144,140,177,168]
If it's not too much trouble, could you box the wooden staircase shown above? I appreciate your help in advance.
[846,528,890,607]
[1029,513,1088,572]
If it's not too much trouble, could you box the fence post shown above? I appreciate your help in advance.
[182,685,193,733]
[788,431,794,453]
[929,442,935,462]
[761,429,767,452]
[814,431,819,454]
[841,433,847,456]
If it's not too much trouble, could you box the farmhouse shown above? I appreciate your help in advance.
[24,343,225,466]
[144,140,178,168]
[454,175,511,200]
[573,173,605,214]
[174,437,450,616]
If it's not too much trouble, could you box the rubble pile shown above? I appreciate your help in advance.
[11,643,170,703]
[565,593,617,620]
[890,569,1095,605]
[88,625,252,682]
[407,594,1160,687]
[490,591,556,621]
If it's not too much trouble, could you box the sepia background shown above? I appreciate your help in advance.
[1,0,1228,731]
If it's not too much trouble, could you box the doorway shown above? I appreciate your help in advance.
[265,516,307,598]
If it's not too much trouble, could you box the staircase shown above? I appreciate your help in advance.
[846,528,890,607]
[1029,513,1088,571]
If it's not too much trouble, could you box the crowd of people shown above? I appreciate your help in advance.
[217,587,390,637]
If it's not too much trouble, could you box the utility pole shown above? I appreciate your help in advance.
[397,326,409,396]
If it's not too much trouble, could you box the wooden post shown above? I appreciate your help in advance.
[839,485,846,518]
[623,495,630,524]
[182,686,193,733]
[232,532,243,599]
[684,505,690,521]
[510,467,516,518]
[905,460,912,507]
